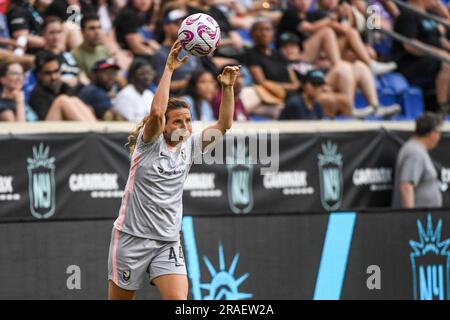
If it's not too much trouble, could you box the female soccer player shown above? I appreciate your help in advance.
[107,40,240,300]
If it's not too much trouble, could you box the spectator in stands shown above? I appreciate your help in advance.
[236,0,283,25]
[44,0,95,50]
[0,61,25,121]
[181,70,217,121]
[246,18,300,103]
[40,16,87,89]
[79,58,121,120]
[91,0,123,35]
[152,8,204,94]
[189,0,245,59]
[277,0,397,75]
[392,112,443,208]
[29,50,96,121]
[113,58,155,122]
[114,0,160,59]
[71,13,111,75]
[279,32,401,118]
[279,69,325,120]
[90,1,132,72]
[6,0,46,54]
[211,66,249,121]
[393,0,450,113]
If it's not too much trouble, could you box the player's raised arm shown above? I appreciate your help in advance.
[142,40,189,143]
[201,66,240,151]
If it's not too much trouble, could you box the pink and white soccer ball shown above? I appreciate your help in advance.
[178,13,221,56]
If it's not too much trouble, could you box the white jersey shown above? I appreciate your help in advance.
[113,129,202,241]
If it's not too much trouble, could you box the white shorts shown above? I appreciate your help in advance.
[107,227,187,291]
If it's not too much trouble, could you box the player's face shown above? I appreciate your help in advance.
[164,108,193,145]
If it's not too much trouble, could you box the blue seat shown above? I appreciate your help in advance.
[400,86,424,119]
[250,115,273,121]
[377,72,409,95]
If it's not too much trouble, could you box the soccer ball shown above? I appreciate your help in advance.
[178,13,221,56]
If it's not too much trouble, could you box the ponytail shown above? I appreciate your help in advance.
[126,115,150,156]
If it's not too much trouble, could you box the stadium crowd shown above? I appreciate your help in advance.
[0,0,449,122]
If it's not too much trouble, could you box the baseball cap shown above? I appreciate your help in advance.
[91,58,120,72]
[279,32,301,46]
[304,69,326,86]
[163,9,187,25]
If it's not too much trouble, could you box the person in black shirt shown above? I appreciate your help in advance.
[29,50,96,121]
[280,69,326,120]
[113,0,160,59]
[393,1,450,112]
[6,0,46,54]
[246,18,300,101]
[276,0,341,66]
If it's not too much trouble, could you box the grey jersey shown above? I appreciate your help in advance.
[114,130,202,241]
[392,139,442,208]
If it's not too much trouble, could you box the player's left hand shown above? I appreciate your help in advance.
[218,65,240,87]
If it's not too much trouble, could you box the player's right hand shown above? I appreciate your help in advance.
[166,40,189,72]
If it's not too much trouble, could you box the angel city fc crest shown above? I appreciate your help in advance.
[27,143,56,219]
[318,141,343,211]
[410,214,450,300]
[226,140,253,214]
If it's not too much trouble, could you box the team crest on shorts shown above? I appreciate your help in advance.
[122,270,131,282]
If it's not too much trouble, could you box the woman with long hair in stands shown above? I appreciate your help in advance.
[107,40,240,300]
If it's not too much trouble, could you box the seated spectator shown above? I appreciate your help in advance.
[280,70,325,120]
[40,16,87,89]
[0,61,25,121]
[245,18,300,101]
[393,0,450,113]
[189,0,245,59]
[29,50,96,121]
[211,66,250,121]
[181,70,217,121]
[235,0,283,25]
[152,8,204,95]
[279,32,400,118]
[79,58,121,120]
[113,58,155,122]
[71,13,112,75]
[44,0,95,50]
[6,0,47,54]
[113,0,160,60]
[277,0,396,75]
[87,3,132,72]
[91,0,122,35]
